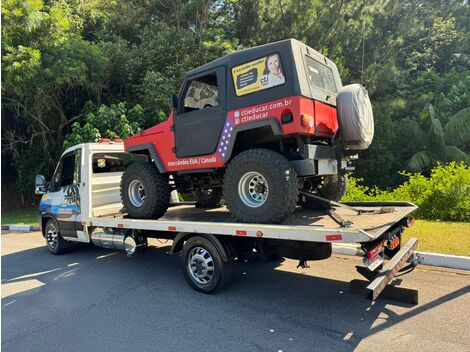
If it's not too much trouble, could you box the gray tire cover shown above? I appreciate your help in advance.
[336,84,374,150]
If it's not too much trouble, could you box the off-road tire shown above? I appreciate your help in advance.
[121,162,170,219]
[195,188,223,208]
[44,219,69,255]
[302,174,348,210]
[223,149,299,224]
[182,236,230,294]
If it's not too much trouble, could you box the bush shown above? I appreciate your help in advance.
[343,162,470,222]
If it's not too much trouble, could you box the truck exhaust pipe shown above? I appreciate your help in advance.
[91,228,147,256]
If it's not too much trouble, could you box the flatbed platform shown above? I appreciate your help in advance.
[90,201,417,244]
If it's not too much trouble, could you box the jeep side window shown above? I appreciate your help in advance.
[183,73,219,112]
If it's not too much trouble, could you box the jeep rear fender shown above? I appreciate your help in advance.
[224,118,283,161]
[126,143,166,173]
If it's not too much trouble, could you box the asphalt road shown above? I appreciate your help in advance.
[2,231,470,352]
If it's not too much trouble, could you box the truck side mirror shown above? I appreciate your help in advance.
[170,94,178,111]
[35,174,47,195]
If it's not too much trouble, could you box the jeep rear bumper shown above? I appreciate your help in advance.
[289,144,348,177]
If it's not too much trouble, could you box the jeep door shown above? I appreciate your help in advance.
[174,66,226,158]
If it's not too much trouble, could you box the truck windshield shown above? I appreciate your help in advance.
[92,153,147,174]
[304,56,337,93]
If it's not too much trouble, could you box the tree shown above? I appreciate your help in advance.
[2,0,108,198]
[63,102,145,149]
[400,104,470,172]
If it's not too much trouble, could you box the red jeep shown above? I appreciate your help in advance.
[121,39,374,223]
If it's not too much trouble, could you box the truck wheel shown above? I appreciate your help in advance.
[182,236,229,294]
[45,219,69,255]
[223,149,299,223]
[195,188,223,208]
[121,162,170,219]
[302,174,348,210]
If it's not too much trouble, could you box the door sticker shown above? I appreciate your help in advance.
[232,53,285,96]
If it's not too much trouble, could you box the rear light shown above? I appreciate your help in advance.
[406,217,415,227]
[367,242,383,260]
[301,114,314,128]
[386,235,400,250]
[98,138,123,143]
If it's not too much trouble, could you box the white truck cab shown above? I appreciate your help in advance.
[36,141,145,243]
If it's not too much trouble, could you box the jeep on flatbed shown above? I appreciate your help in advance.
[122,39,374,224]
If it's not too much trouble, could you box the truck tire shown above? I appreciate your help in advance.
[182,236,230,294]
[195,188,223,208]
[302,174,348,210]
[121,162,170,219]
[44,219,69,255]
[223,149,299,223]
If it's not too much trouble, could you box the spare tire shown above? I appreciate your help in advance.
[336,84,374,150]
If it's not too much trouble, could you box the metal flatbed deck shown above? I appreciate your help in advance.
[90,201,417,244]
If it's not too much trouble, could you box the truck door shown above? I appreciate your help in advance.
[173,66,226,158]
[47,148,82,238]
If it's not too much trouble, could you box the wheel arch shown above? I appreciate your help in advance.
[225,118,283,161]
[170,232,237,262]
[41,214,58,238]
[126,143,166,173]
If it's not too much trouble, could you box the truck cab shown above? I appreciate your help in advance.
[36,141,144,243]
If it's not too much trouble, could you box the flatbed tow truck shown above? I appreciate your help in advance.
[35,142,421,303]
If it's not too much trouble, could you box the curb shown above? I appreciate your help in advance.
[415,251,470,271]
[332,244,470,271]
[1,225,41,232]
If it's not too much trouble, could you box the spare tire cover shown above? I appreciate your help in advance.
[336,84,374,150]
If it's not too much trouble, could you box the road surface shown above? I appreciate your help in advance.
[2,231,469,351]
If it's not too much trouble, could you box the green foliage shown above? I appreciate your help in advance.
[2,0,470,203]
[445,108,470,146]
[398,104,469,172]
[2,0,108,199]
[63,102,145,149]
[343,163,470,222]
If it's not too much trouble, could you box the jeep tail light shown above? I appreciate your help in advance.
[301,114,314,128]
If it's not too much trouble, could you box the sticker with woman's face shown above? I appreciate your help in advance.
[232,53,285,96]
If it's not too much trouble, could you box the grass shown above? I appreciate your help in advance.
[403,220,470,257]
[1,208,39,226]
[1,208,469,256]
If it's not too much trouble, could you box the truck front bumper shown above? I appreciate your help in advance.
[289,144,349,177]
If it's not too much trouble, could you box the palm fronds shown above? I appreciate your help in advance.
[444,108,470,146]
